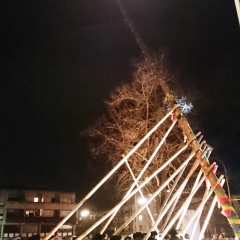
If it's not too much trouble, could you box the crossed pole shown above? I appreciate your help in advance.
[154,67,240,239]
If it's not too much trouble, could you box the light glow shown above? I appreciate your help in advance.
[80,209,90,218]
[138,197,147,205]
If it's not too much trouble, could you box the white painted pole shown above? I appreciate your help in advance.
[155,169,205,240]
[43,106,177,240]
[76,142,189,240]
[100,119,177,234]
[158,176,223,240]
[176,169,203,229]
[125,161,156,229]
[153,159,200,235]
[113,151,194,236]
[150,174,204,240]
[197,179,225,240]
[181,176,224,237]
[190,189,209,240]
[161,165,187,230]
[234,0,240,25]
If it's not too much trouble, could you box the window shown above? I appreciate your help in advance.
[35,209,42,217]
[25,210,42,217]
[138,214,143,221]
[42,210,54,217]
[34,197,39,202]
[61,198,71,203]
[41,225,55,233]
[0,214,3,220]
[7,209,16,217]
[7,191,24,201]
[25,210,33,217]
[4,225,20,233]
[6,209,23,218]
[8,195,18,201]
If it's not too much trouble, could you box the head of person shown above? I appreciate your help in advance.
[110,235,122,240]
[124,236,132,240]
[133,232,143,240]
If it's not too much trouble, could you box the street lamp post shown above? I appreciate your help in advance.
[213,158,231,202]
[134,195,146,232]
[78,209,90,236]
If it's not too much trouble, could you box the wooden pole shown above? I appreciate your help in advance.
[157,74,240,239]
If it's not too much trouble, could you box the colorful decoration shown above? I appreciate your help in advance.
[176,110,240,239]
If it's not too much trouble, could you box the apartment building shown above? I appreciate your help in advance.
[0,188,77,239]
[230,194,240,216]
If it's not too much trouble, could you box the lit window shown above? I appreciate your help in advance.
[25,210,42,217]
[25,210,33,217]
[34,197,39,202]
[138,214,143,221]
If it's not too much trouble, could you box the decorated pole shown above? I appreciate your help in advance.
[178,113,240,238]
[155,72,240,239]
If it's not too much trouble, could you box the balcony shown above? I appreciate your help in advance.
[6,216,76,224]
[5,202,77,210]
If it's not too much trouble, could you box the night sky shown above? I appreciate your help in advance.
[1,0,240,198]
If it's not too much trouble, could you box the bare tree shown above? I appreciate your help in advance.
[86,55,192,202]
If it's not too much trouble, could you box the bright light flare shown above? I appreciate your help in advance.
[80,209,90,217]
[137,197,147,205]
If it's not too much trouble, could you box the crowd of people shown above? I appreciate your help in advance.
[88,231,173,240]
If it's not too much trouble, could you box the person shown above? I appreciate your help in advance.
[102,234,108,240]
[133,232,143,240]
[166,229,180,240]
[124,236,132,240]
[89,234,93,240]
[93,233,103,240]
[148,231,158,240]
[110,235,122,240]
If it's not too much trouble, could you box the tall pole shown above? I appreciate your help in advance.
[43,107,177,240]
[155,73,240,239]
[109,0,240,237]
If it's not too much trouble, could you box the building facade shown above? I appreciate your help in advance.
[0,189,77,239]
[230,194,240,216]
[77,197,156,237]
[110,195,157,235]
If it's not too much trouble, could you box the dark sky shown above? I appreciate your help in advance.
[1,0,240,198]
